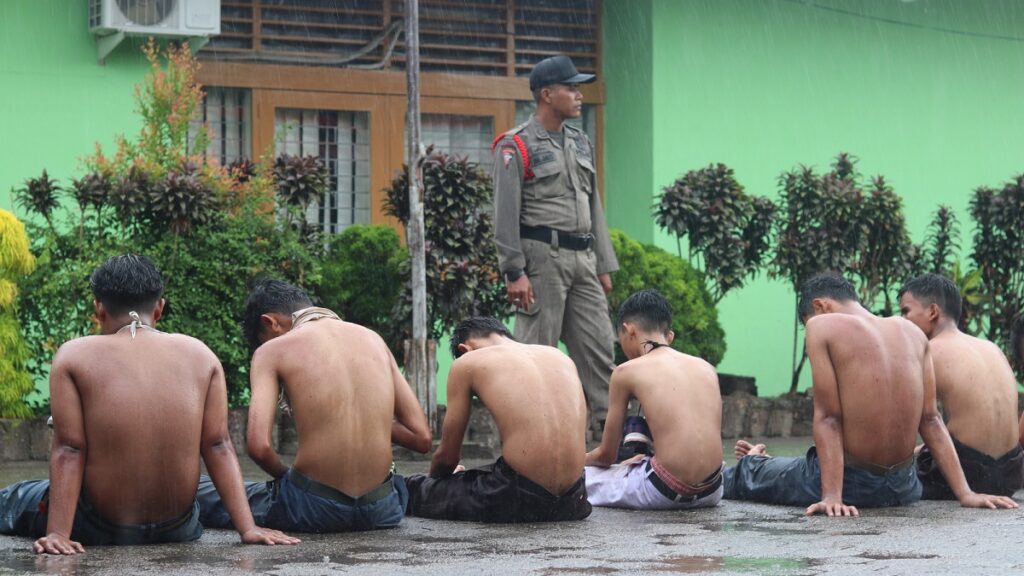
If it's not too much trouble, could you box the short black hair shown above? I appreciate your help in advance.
[798,272,858,322]
[532,86,544,103]
[898,273,962,321]
[617,289,672,335]
[89,254,164,315]
[1011,313,1024,373]
[450,316,512,358]
[242,278,313,351]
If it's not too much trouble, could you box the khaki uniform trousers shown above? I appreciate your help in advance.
[515,238,615,421]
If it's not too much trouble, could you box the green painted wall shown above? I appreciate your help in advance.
[603,0,654,243]
[604,0,1024,395]
[0,1,149,214]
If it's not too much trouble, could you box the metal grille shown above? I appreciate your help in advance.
[275,108,372,233]
[202,0,599,77]
[190,87,252,166]
[89,0,104,28]
[419,114,494,165]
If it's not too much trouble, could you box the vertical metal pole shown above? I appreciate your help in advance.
[405,0,436,433]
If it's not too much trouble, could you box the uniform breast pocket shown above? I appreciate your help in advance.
[576,157,596,195]
[527,160,563,199]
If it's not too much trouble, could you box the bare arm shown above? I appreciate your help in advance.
[805,321,857,517]
[33,348,86,555]
[918,345,1017,510]
[246,349,288,479]
[201,356,300,545]
[585,367,630,467]
[429,360,472,478]
[390,354,432,453]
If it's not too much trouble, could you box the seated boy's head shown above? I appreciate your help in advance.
[90,254,165,324]
[451,316,512,358]
[616,289,674,359]
[898,273,962,338]
[242,278,313,350]
[798,273,858,323]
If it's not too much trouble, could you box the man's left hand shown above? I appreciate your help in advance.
[598,273,612,295]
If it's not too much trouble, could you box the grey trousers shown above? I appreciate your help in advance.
[516,238,614,420]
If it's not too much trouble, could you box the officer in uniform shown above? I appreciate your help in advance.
[491,55,619,430]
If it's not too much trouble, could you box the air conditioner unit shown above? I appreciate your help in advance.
[89,0,221,63]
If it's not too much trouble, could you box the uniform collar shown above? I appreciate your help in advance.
[528,114,566,145]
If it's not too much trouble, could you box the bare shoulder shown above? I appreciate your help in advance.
[51,335,102,366]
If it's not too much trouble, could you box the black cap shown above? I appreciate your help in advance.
[529,55,596,91]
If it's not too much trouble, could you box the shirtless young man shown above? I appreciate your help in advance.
[0,255,298,553]
[585,290,724,509]
[197,279,432,532]
[723,273,1018,516]
[899,274,1023,499]
[405,317,592,522]
[1012,315,1024,447]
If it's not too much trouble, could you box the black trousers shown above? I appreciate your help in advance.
[917,435,1024,500]
[405,457,592,523]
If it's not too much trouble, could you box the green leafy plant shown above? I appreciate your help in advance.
[771,153,866,393]
[655,163,776,304]
[150,160,220,235]
[0,209,36,418]
[918,205,960,276]
[969,175,1024,354]
[384,148,511,358]
[274,154,329,233]
[851,175,915,316]
[14,170,62,232]
[315,225,406,353]
[607,229,725,365]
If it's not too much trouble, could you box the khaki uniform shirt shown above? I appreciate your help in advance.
[491,116,619,275]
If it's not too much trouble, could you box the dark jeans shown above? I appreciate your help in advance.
[917,435,1024,500]
[723,447,922,508]
[405,457,592,523]
[196,469,407,533]
[0,480,202,545]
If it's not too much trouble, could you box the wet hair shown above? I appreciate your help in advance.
[89,254,164,315]
[450,316,513,358]
[617,289,672,335]
[1011,314,1024,373]
[898,273,962,322]
[242,278,313,351]
[797,273,858,322]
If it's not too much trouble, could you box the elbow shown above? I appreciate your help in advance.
[413,430,433,454]
[246,435,273,463]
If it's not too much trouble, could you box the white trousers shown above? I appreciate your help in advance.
[585,457,723,510]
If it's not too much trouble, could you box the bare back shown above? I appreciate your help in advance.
[622,349,722,485]
[811,314,926,466]
[930,332,1019,457]
[462,343,587,495]
[59,331,216,524]
[259,320,395,497]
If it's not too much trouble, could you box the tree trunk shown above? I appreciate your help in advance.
[404,0,436,434]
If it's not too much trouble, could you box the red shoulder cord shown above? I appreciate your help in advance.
[491,134,534,180]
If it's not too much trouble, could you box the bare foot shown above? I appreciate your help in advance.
[734,440,770,460]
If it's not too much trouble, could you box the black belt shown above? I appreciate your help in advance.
[521,225,594,251]
[644,461,723,503]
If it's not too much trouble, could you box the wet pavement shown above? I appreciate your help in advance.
[2,438,1023,575]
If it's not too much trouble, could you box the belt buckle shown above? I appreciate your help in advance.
[580,233,594,249]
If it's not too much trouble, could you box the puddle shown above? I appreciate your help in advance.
[701,522,810,536]
[858,552,939,560]
[542,567,617,575]
[656,556,818,574]
[0,553,89,575]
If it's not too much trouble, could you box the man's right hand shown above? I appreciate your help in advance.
[958,492,1019,510]
[33,533,84,555]
[506,275,534,312]
[240,527,302,546]
[805,499,859,517]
